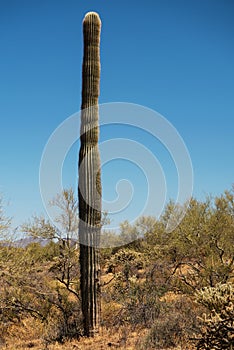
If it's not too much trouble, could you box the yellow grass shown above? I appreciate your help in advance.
[2,321,148,350]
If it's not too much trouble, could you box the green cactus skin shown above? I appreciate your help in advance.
[78,12,102,337]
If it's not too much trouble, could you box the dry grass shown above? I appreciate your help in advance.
[1,320,149,350]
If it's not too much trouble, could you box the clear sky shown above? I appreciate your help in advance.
[0,0,234,230]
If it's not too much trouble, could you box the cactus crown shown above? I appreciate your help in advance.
[83,12,101,25]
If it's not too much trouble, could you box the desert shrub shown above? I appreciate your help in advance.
[115,280,162,328]
[102,245,172,330]
[195,282,234,349]
[108,276,171,330]
[43,290,82,343]
[26,240,60,261]
[106,248,146,274]
[137,295,200,349]
[0,240,81,343]
[146,192,234,293]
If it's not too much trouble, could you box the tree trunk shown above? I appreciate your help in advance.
[78,12,102,337]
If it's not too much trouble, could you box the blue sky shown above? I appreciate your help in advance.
[0,0,233,230]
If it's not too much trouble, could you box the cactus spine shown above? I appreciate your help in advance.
[78,12,102,337]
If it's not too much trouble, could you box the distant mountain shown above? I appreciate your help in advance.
[15,237,51,247]
[0,237,79,248]
[0,237,51,248]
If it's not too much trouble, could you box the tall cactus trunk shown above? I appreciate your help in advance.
[78,12,102,337]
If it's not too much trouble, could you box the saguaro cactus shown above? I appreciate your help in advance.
[78,12,102,337]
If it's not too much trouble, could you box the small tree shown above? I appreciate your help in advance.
[20,188,81,341]
[149,192,234,292]
[22,188,79,295]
